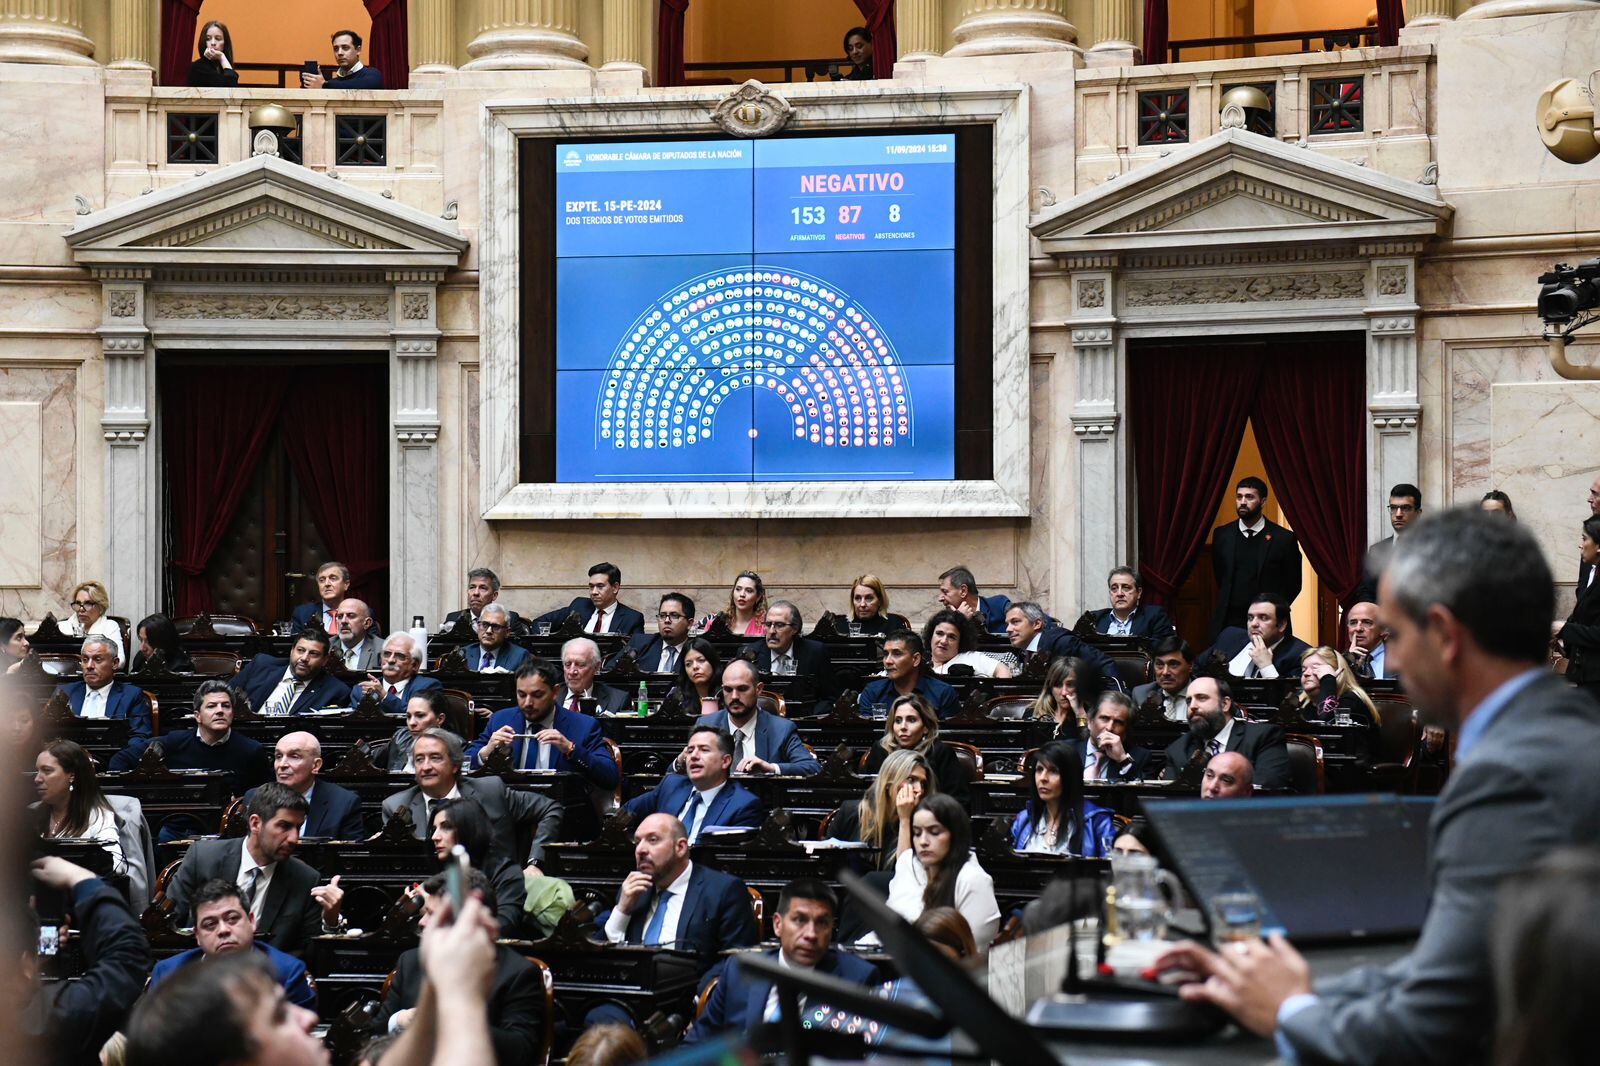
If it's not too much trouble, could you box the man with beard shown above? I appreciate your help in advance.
[1161,675,1290,789]
[1204,594,1311,680]
[1208,476,1302,640]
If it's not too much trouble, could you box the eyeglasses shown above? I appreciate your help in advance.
[657,612,686,621]
[71,601,95,611]
[476,622,506,632]
[766,620,795,630]
[379,652,411,663]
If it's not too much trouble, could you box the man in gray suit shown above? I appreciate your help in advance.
[381,727,563,873]
[332,598,383,672]
[167,783,346,955]
[1155,507,1600,1065]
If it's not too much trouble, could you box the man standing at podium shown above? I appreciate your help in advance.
[1156,508,1600,1065]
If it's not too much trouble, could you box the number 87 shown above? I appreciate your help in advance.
[837,204,861,224]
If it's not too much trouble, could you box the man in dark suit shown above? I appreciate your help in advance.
[466,660,619,795]
[686,878,877,1042]
[743,601,838,704]
[442,567,522,633]
[1077,566,1177,639]
[371,869,544,1066]
[288,560,349,635]
[1161,675,1290,790]
[57,635,152,740]
[1581,474,1600,590]
[601,811,761,963]
[1208,476,1302,640]
[147,879,316,1008]
[244,731,365,840]
[463,603,530,673]
[349,632,442,712]
[109,680,269,799]
[937,565,1013,635]
[168,783,346,955]
[381,728,563,871]
[1351,483,1422,606]
[1132,635,1195,724]
[1156,507,1600,1065]
[624,592,695,673]
[1344,601,1394,681]
[533,561,646,637]
[697,658,820,775]
[1203,594,1311,680]
[623,727,764,841]
[1003,602,1119,688]
[555,636,628,714]
[857,630,963,720]
[331,597,383,672]
[233,629,351,716]
[1074,691,1153,781]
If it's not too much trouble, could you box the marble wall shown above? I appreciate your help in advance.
[0,368,80,617]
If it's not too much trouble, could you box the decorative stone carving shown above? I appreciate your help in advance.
[1123,270,1366,307]
[139,200,398,251]
[401,293,431,320]
[1126,175,1376,232]
[710,81,794,139]
[150,293,390,321]
[252,130,280,158]
[1076,280,1106,309]
[1376,266,1408,296]
[107,291,137,317]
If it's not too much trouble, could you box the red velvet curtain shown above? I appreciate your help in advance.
[1376,0,1405,46]
[853,0,897,79]
[1250,342,1368,605]
[364,0,407,89]
[657,0,690,87]
[1128,344,1262,605]
[162,368,291,615]
[1142,0,1168,64]
[159,0,204,87]
[279,367,391,618]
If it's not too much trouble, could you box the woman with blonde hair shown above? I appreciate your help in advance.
[846,573,910,636]
[861,693,968,802]
[65,580,124,666]
[1030,656,1092,741]
[697,570,767,637]
[826,748,935,870]
[1296,646,1381,759]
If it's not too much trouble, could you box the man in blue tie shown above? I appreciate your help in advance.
[465,604,529,673]
[621,727,764,842]
[601,812,760,955]
[465,660,617,796]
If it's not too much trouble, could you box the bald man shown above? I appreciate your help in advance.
[244,731,366,839]
[333,597,382,671]
[1201,752,1254,799]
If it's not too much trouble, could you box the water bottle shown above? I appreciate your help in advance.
[409,616,428,671]
[637,680,649,718]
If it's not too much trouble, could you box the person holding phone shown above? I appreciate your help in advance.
[188,21,238,87]
[301,29,383,89]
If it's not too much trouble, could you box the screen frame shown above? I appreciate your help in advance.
[479,84,1030,520]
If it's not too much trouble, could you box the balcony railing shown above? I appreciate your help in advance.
[683,58,847,84]
[1167,26,1378,63]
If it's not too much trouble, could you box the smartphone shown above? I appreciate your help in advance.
[37,925,59,957]
[444,843,471,920]
[302,59,320,83]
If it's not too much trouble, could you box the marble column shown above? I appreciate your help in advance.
[896,0,945,61]
[463,0,589,70]
[1403,0,1453,25]
[948,0,1078,57]
[1457,0,1592,19]
[411,0,456,72]
[107,0,151,69]
[599,0,647,72]
[1086,0,1138,66]
[95,272,161,624]
[1069,269,1126,603]
[390,275,443,632]
[0,0,96,64]
[1365,257,1421,543]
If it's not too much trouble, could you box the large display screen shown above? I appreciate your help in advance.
[553,133,957,483]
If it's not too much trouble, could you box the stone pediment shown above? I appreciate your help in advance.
[66,154,466,273]
[1031,127,1450,262]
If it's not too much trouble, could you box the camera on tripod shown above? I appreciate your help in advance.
[1537,259,1600,329]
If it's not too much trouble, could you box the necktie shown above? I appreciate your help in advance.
[426,798,441,830]
[660,646,677,674]
[267,680,299,716]
[1084,753,1103,782]
[240,866,261,912]
[1244,659,1259,679]
[482,651,495,671]
[1243,529,1255,540]
[568,695,581,715]
[642,888,671,945]
[1206,738,1221,759]
[388,684,399,699]
[680,791,704,842]
[733,731,746,769]
[590,608,604,634]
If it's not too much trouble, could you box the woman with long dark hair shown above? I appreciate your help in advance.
[697,571,767,637]
[0,617,29,674]
[189,20,239,87]
[878,793,999,950]
[34,739,126,873]
[666,637,723,714]
[428,798,527,933]
[131,613,192,674]
[1009,740,1117,857]
[1554,515,1600,704]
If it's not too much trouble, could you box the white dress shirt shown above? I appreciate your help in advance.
[1105,611,1135,637]
[604,860,694,945]
[589,604,613,634]
[262,668,302,716]
[1368,641,1388,680]
[657,641,685,675]
[729,718,759,766]
[1229,638,1283,679]
[79,682,113,719]
[1239,516,1267,537]
[235,844,278,923]
[770,648,796,676]
[678,781,724,841]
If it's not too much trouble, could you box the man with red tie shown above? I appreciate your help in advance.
[533,563,646,637]
[349,633,442,714]
[288,561,350,635]
[554,637,629,715]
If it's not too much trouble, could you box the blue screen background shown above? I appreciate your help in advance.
[554,133,956,483]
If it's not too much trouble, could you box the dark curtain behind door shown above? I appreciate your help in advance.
[853,0,898,79]
[364,0,408,89]
[159,0,204,86]
[657,0,690,87]
[162,363,388,618]
[1129,334,1366,611]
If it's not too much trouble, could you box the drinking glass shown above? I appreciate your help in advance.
[1210,890,1264,947]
